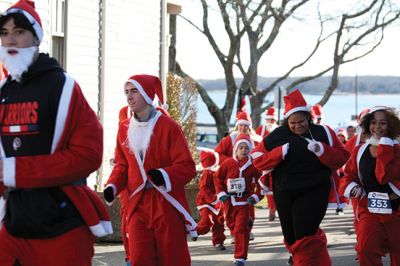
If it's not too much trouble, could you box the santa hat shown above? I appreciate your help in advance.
[357,108,370,125]
[126,74,168,110]
[232,134,252,159]
[5,0,43,43]
[283,89,311,119]
[368,106,388,114]
[312,104,323,118]
[265,106,277,120]
[235,111,252,127]
[336,128,347,139]
[199,149,219,170]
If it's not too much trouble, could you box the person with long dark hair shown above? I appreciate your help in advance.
[339,106,400,266]
[252,89,349,265]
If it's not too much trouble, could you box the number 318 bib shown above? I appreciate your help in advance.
[227,177,245,193]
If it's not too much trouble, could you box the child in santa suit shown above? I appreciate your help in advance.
[196,149,226,250]
[214,134,262,266]
[255,106,278,222]
[215,111,262,164]
[339,106,400,266]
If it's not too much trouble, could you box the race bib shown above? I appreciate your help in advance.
[227,177,246,193]
[368,192,392,214]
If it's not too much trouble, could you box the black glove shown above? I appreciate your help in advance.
[247,196,256,206]
[103,186,115,203]
[147,169,165,186]
[220,195,228,203]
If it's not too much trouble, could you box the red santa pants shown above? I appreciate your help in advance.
[357,208,400,266]
[197,208,226,246]
[267,194,276,211]
[0,225,94,266]
[224,202,250,260]
[127,189,191,266]
[119,190,130,262]
[286,228,331,266]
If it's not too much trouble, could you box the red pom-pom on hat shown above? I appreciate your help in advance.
[235,111,252,127]
[265,106,277,120]
[283,89,310,119]
[312,104,323,118]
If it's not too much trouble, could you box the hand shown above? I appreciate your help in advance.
[220,195,228,203]
[350,185,365,198]
[103,186,115,203]
[247,196,256,206]
[307,140,322,154]
[147,169,165,186]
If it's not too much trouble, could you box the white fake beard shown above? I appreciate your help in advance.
[127,117,154,157]
[367,136,380,147]
[266,123,278,132]
[0,46,37,82]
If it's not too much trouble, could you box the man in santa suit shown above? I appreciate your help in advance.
[0,1,111,265]
[196,149,226,250]
[255,106,278,221]
[104,74,197,266]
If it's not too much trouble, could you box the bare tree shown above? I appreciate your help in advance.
[172,0,400,138]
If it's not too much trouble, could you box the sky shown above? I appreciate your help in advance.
[176,0,400,80]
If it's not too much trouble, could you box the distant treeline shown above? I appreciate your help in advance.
[198,76,400,94]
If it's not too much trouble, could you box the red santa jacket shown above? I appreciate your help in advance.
[215,131,261,164]
[339,138,400,202]
[106,111,197,236]
[196,169,220,215]
[251,124,349,190]
[214,156,262,206]
[0,74,111,237]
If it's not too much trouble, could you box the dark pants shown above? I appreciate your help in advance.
[274,180,330,245]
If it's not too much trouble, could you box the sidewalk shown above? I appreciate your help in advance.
[93,207,390,265]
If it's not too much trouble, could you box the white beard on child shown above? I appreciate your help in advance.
[127,117,154,158]
[0,46,37,82]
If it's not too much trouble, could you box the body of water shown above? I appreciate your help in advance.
[196,91,400,129]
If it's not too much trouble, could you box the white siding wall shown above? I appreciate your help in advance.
[0,0,162,188]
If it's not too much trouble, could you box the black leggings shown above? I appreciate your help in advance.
[273,180,330,245]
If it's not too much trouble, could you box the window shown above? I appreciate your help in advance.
[51,0,67,68]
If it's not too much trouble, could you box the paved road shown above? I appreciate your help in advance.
[93,207,390,265]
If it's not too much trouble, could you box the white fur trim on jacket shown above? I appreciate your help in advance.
[104,184,117,206]
[282,143,289,160]
[250,194,260,204]
[157,168,171,193]
[0,196,6,228]
[388,182,400,197]
[344,182,359,198]
[258,178,270,195]
[2,157,16,187]
[379,137,395,146]
[89,220,113,237]
[217,191,227,200]
[196,204,219,215]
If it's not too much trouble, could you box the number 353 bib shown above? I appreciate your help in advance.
[368,192,392,214]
